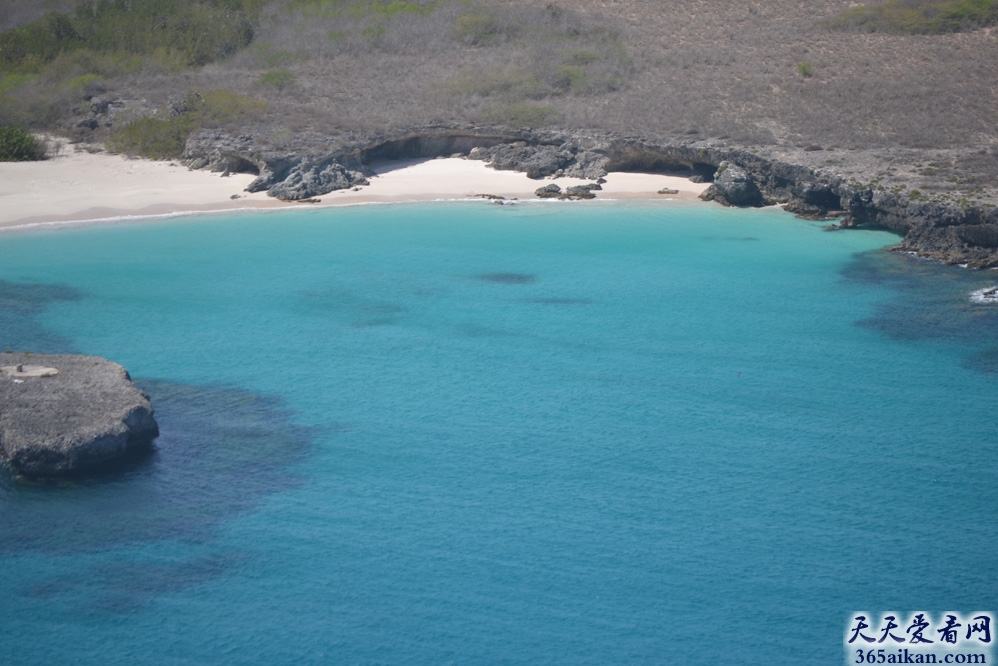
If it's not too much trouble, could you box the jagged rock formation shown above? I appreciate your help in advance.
[252,158,371,201]
[469,142,608,179]
[0,352,159,477]
[178,126,998,268]
[182,131,260,175]
[700,162,765,207]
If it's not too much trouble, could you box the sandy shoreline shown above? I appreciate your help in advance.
[0,147,710,231]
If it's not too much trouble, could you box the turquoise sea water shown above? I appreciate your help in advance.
[1,201,997,665]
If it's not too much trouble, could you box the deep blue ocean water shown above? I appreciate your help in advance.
[1,201,996,665]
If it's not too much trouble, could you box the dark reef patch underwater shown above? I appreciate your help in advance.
[0,379,313,555]
[0,277,314,557]
[0,279,81,352]
[842,251,998,375]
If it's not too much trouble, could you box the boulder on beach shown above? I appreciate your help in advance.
[535,183,562,198]
[563,185,597,199]
[0,352,159,477]
[700,161,765,207]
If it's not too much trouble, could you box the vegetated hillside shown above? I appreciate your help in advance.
[0,0,995,165]
[825,0,998,34]
[0,1,78,32]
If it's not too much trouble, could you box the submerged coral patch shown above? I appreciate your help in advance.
[0,280,81,353]
[0,380,313,555]
[842,251,998,372]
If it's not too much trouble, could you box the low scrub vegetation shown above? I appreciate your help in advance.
[241,0,631,132]
[481,102,556,129]
[0,0,264,129]
[0,1,261,72]
[259,68,295,91]
[108,90,264,159]
[2,0,997,167]
[0,126,45,161]
[826,0,998,34]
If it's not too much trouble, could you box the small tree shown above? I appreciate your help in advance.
[797,61,814,77]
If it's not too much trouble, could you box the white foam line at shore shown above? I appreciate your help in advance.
[0,206,270,233]
[0,200,463,233]
[0,195,702,234]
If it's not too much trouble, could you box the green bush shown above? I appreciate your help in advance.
[108,115,196,160]
[826,0,998,34]
[0,126,45,161]
[797,61,813,77]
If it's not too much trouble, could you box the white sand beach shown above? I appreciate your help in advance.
[0,147,710,231]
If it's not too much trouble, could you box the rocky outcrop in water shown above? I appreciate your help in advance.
[0,352,159,477]
[177,126,998,268]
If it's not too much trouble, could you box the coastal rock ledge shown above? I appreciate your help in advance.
[0,352,159,477]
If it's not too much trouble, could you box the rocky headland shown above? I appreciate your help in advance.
[0,352,159,477]
[180,126,998,268]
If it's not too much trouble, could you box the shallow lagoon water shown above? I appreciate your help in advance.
[1,201,996,665]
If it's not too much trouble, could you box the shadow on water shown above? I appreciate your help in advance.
[0,280,81,352]
[475,272,537,284]
[521,297,592,305]
[841,250,998,375]
[297,286,407,328]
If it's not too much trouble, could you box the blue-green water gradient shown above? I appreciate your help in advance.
[1,202,996,665]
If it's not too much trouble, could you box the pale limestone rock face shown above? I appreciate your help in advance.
[0,352,159,477]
